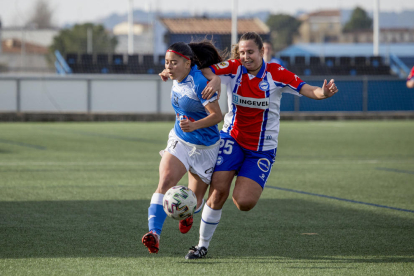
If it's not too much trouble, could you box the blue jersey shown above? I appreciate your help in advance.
[171,65,220,146]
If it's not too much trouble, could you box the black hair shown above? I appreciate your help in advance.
[231,32,264,59]
[167,40,226,69]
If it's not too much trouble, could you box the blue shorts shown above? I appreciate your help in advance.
[214,132,277,188]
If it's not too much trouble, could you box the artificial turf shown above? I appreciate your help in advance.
[0,121,413,275]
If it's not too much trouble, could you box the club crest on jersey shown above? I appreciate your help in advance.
[259,80,269,91]
[217,61,229,69]
[173,95,179,106]
[257,158,271,172]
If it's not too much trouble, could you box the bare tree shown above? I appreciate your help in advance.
[27,0,55,28]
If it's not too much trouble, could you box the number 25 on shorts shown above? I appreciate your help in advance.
[219,140,234,155]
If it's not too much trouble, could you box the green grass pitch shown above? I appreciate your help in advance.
[0,121,413,275]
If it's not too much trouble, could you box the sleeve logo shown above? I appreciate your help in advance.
[217,61,229,69]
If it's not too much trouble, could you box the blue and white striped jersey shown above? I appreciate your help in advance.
[171,65,220,146]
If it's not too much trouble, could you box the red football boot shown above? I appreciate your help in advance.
[142,231,159,254]
[179,216,193,234]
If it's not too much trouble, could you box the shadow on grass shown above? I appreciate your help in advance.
[0,199,413,263]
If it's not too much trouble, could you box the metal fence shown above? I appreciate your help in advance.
[0,75,413,116]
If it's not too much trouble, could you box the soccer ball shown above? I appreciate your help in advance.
[163,186,197,220]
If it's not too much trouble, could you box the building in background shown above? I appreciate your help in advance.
[0,27,58,73]
[341,28,414,43]
[1,38,49,71]
[295,10,342,43]
[295,9,414,44]
[113,21,153,54]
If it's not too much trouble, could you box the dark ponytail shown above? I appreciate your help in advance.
[188,40,227,69]
[167,40,227,69]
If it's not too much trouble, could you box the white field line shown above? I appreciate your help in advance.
[279,159,414,165]
[0,161,155,166]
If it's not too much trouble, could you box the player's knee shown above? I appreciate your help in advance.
[233,197,256,212]
[208,189,229,208]
[157,176,176,193]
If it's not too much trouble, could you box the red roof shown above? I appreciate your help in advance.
[307,10,341,17]
[160,17,269,34]
[1,38,49,54]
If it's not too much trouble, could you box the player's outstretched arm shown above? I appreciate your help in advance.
[299,79,338,100]
[159,69,169,82]
[200,68,221,100]
[407,67,414,88]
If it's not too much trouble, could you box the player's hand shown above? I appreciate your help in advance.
[179,119,196,132]
[322,79,338,98]
[202,75,221,100]
[159,69,169,82]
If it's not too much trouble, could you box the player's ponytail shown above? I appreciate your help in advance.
[188,40,227,69]
[168,41,226,69]
[231,32,264,60]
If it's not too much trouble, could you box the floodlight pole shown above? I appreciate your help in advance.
[231,0,238,47]
[21,26,26,70]
[0,18,2,54]
[87,27,93,54]
[373,0,380,56]
[128,0,134,55]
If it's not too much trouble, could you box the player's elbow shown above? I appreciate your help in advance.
[407,81,414,89]
[213,112,223,125]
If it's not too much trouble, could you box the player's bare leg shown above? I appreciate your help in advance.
[231,176,263,211]
[188,171,208,210]
[186,171,235,259]
[143,152,187,253]
[179,171,208,234]
[206,171,236,209]
[156,152,187,194]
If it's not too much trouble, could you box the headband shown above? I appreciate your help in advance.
[166,49,190,60]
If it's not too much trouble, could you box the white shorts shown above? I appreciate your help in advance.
[160,129,220,184]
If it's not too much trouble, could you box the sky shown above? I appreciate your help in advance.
[1,0,413,27]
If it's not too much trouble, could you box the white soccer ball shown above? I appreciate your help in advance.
[163,186,197,220]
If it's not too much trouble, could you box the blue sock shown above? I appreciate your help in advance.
[148,193,167,236]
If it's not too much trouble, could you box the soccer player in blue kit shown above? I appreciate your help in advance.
[142,41,225,254]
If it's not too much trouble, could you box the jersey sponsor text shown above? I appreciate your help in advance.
[232,95,269,110]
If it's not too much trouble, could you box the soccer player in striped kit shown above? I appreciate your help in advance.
[142,41,225,254]
[185,32,339,259]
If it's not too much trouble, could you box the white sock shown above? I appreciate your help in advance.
[194,198,204,214]
[198,203,222,249]
[150,193,164,205]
